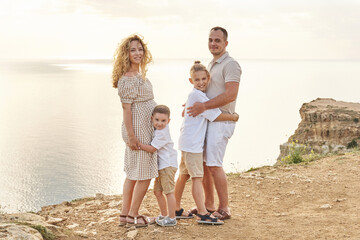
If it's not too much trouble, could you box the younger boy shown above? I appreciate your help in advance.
[175,61,238,225]
[139,105,178,227]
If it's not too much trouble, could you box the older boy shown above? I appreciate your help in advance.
[176,61,238,225]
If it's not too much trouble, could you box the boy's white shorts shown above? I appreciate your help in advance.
[205,121,236,167]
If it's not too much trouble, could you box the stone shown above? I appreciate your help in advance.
[5,213,45,223]
[0,223,43,240]
[1,213,61,235]
[87,222,97,227]
[127,229,138,239]
[150,228,163,234]
[302,178,312,183]
[265,176,280,180]
[96,193,105,200]
[74,230,88,237]
[98,216,117,224]
[66,223,79,229]
[46,216,65,224]
[108,200,122,208]
[319,204,332,209]
[334,198,346,202]
[98,208,121,216]
[49,206,72,215]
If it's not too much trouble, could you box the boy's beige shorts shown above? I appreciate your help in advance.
[154,166,177,194]
[179,151,204,178]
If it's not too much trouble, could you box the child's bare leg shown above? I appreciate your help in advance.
[166,192,176,219]
[154,190,167,217]
[191,177,207,215]
[203,164,216,211]
[174,174,190,210]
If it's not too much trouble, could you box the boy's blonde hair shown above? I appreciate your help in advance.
[189,61,210,79]
[112,34,153,88]
[152,105,171,118]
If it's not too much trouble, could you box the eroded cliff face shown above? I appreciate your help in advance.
[278,98,360,160]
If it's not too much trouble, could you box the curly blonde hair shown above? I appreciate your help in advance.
[112,34,153,88]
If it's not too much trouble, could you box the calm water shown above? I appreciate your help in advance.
[0,58,359,213]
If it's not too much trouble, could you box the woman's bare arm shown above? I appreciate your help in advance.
[122,103,140,150]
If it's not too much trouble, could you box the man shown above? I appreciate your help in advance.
[187,26,241,220]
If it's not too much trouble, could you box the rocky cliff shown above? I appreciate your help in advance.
[278,98,360,160]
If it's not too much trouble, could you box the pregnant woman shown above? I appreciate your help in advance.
[112,34,157,227]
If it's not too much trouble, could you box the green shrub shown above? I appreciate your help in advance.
[281,140,314,164]
[30,225,55,240]
[347,139,358,149]
[354,118,359,123]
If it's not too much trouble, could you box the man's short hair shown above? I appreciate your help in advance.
[210,26,228,41]
[153,105,170,118]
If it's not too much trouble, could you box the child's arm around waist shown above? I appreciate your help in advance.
[139,143,157,153]
[214,112,239,122]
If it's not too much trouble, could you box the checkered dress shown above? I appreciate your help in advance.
[118,74,158,180]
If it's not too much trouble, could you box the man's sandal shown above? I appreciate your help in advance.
[119,214,127,226]
[196,213,224,225]
[175,208,194,219]
[213,209,231,220]
[126,215,155,228]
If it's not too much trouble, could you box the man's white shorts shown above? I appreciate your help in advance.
[205,121,236,167]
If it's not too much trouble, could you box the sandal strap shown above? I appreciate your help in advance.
[197,213,218,222]
[175,208,184,216]
[176,208,193,217]
[135,215,148,224]
[127,215,149,225]
[120,214,127,218]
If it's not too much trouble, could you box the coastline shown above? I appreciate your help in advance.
[1,151,359,239]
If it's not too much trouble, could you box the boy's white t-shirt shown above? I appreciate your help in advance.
[151,125,178,170]
[178,88,221,153]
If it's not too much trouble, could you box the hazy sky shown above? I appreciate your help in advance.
[1,0,359,60]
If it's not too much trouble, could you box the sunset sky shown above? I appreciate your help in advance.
[1,0,359,60]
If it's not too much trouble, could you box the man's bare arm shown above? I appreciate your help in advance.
[187,81,239,117]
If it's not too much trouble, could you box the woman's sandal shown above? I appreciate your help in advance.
[175,208,194,219]
[126,215,155,228]
[119,214,127,226]
[196,213,224,225]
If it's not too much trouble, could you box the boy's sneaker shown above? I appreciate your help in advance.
[156,215,165,221]
[156,216,177,227]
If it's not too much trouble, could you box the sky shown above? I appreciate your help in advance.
[0,0,360,60]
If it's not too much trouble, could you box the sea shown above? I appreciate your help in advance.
[0,58,359,213]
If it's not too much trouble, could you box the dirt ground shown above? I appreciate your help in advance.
[39,152,360,240]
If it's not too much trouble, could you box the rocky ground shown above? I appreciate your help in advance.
[1,151,360,240]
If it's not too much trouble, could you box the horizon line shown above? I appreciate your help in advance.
[1,57,360,62]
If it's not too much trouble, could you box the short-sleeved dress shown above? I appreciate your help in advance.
[118,74,158,180]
